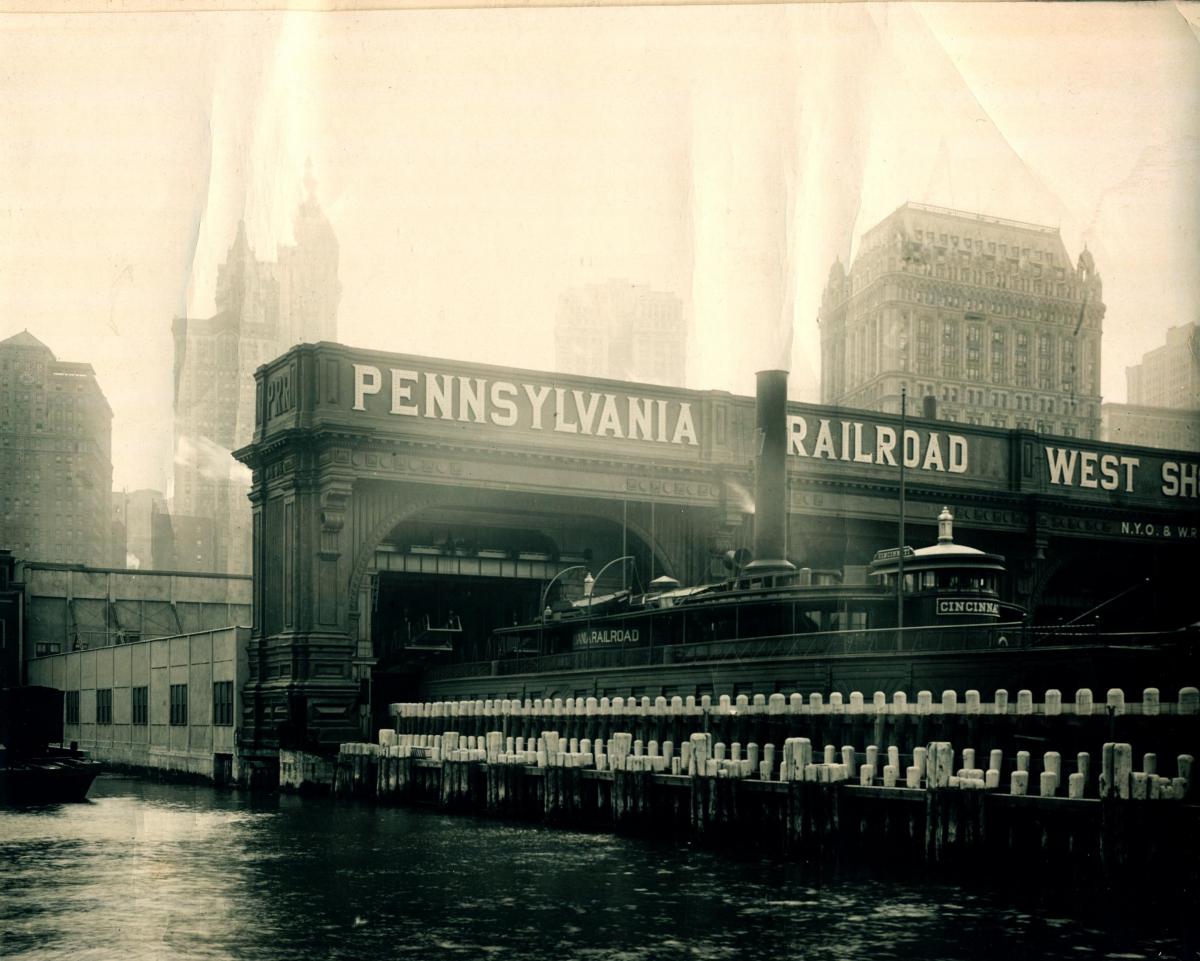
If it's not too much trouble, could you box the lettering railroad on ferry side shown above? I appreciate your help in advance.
[573,628,640,648]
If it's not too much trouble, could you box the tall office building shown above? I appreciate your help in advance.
[1126,322,1200,410]
[122,488,167,569]
[110,492,128,567]
[0,550,19,687]
[1101,403,1199,453]
[819,203,1105,439]
[172,169,340,573]
[1101,322,1200,451]
[150,506,218,572]
[555,281,687,388]
[0,331,112,565]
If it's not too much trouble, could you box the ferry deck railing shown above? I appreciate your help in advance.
[425,621,1033,682]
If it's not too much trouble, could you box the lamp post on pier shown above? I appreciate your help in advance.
[538,564,587,657]
[897,385,907,650]
[582,555,633,658]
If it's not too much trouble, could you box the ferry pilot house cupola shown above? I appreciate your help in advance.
[869,507,1011,623]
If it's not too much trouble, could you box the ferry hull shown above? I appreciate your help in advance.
[419,639,1197,704]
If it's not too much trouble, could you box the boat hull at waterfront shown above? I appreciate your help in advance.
[0,752,101,805]
[1,686,102,804]
[420,628,1197,703]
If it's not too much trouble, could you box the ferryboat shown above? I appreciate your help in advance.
[412,370,1195,704]
[489,505,1024,664]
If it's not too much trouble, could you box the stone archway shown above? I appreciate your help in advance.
[344,488,684,635]
[341,485,689,735]
[345,487,457,641]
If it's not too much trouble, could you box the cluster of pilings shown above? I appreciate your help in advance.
[318,684,1200,891]
[387,685,1200,770]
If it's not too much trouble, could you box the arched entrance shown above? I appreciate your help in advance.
[354,494,674,733]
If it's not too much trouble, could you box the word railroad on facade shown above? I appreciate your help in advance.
[786,414,968,474]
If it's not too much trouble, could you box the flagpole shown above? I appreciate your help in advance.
[897,386,907,647]
[621,499,628,593]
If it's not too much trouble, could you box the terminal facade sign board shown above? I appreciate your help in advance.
[253,344,1199,523]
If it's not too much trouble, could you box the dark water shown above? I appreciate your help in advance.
[0,775,1192,961]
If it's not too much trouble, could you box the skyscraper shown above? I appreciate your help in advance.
[1102,321,1200,451]
[0,330,112,565]
[1126,322,1200,411]
[110,491,128,567]
[819,202,1105,439]
[123,488,167,570]
[172,169,339,573]
[555,281,687,388]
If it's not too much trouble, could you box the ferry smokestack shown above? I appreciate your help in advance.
[744,369,795,576]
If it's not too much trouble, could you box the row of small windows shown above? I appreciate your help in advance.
[928,384,1093,418]
[65,682,234,727]
[878,570,998,593]
[932,410,1086,437]
[840,264,1080,306]
[910,229,1057,265]
[911,268,1070,299]
[907,379,1099,415]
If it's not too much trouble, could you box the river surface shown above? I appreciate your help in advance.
[0,775,1192,961]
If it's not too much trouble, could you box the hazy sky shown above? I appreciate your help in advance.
[2,3,1198,493]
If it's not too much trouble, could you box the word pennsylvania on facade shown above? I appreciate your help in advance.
[353,364,699,446]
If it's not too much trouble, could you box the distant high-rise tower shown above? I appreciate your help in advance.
[1126,322,1200,411]
[110,492,128,567]
[1102,321,1200,451]
[555,281,687,388]
[172,170,340,573]
[279,162,341,349]
[819,202,1105,440]
[123,488,167,569]
[0,331,112,565]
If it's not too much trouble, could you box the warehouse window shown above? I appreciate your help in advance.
[213,681,234,727]
[96,688,112,725]
[65,690,79,725]
[170,684,188,726]
[132,686,149,726]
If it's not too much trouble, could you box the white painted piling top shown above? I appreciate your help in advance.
[392,683,1200,722]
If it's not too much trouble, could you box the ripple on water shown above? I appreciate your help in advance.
[0,777,1189,961]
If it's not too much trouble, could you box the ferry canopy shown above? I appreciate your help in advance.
[870,507,1006,577]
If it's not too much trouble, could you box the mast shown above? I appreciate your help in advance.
[897,385,907,643]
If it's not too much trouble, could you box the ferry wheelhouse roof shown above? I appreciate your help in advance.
[869,507,1006,576]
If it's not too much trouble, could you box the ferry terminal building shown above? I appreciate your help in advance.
[234,342,1200,762]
